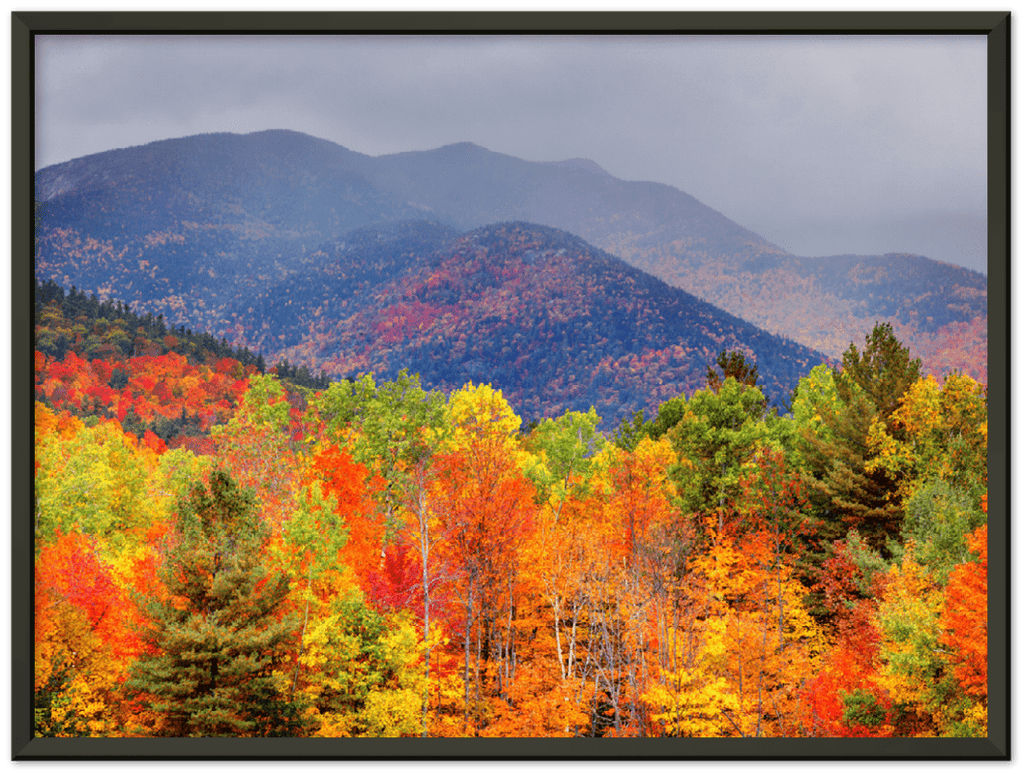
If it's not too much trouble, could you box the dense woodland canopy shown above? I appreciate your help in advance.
[33,282,988,739]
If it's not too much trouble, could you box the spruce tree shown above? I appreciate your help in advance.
[835,321,922,430]
[128,470,300,736]
[797,386,903,551]
[798,323,920,555]
[705,349,760,393]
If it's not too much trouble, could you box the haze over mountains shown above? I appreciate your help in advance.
[34,129,987,422]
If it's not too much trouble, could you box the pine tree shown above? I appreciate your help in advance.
[798,387,903,551]
[706,349,759,393]
[127,470,300,736]
[797,323,920,555]
[836,322,921,430]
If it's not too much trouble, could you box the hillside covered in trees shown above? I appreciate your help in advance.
[31,129,990,742]
[34,130,987,383]
[35,291,988,738]
[226,221,822,425]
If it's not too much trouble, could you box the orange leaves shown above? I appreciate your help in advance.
[940,524,987,699]
[38,530,119,632]
[606,436,678,558]
[307,443,369,515]
[35,528,151,736]
[306,443,381,592]
[36,347,248,438]
[480,662,591,737]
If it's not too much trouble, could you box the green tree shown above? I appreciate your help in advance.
[706,349,760,394]
[893,481,986,584]
[669,377,775,534]
[794,325,921,553]
[835,322,921,430]
[127,470,299,737]
[525,407,605,520]
[797,384,903,551]
[611,408,649,452]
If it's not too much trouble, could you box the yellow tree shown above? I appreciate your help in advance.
[873,550,945,736]
[867,373,987,505]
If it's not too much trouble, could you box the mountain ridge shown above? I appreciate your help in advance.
[257,220,822,424]
[34,129,986,384]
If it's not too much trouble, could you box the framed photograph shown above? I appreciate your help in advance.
[12,9,1009,760]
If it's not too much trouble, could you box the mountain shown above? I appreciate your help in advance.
[34,129,986,385]
[235,221,822,424]
[355,141,987,380]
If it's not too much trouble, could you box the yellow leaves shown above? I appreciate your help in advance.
[296,613,357,694]
[312,711,357,738]
[446,381,521,443]
[874,553,943,709]
[361,687,422,737]
[643,666,739,737]
[868,373,988,502]
[894,374,944,438]
[35,411,176,551]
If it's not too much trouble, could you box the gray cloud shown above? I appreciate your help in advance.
[34,34,987,271]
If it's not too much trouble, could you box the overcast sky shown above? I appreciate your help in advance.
[34,33,988,273]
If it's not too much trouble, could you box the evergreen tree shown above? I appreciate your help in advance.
[706,349,760,393]
[796,324,920,556]
[797,386,903,551]
[835,322,921,430]
[127,470,300,736]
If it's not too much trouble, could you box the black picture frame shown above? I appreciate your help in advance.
[11,9,1010,761]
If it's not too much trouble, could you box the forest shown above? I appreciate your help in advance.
[33,282,988,739]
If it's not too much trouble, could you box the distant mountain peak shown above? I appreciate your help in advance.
[543,157,610,176]
[437,141,490,153]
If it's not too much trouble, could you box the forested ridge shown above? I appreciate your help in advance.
[240,221,822,425]
[34,129,987,383]
[35,284,988,738]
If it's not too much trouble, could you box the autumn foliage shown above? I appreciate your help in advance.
[33,306,989,739]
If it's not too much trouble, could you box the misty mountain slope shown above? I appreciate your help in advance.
[34,130,428,332]
[353,138,987,373]
[634,247,988,377]
[222,219,461,350]
[265,221,823,425]
[34,129,986,381]
[33,128,782,340]
[359,141,776,257]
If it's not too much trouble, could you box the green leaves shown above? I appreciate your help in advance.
[668,377,775,527]
[525,407,604,513]
[837,322,921,426]
[311,369,447,500]
[127,469,297,737]
[896,481,985,584]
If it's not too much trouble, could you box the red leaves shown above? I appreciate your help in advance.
[36,347,249,446]
[39,530,118,630]
[940,524,987,698]
[36,530,146,662]
[307,444,382,590]
[365,536,421,614]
